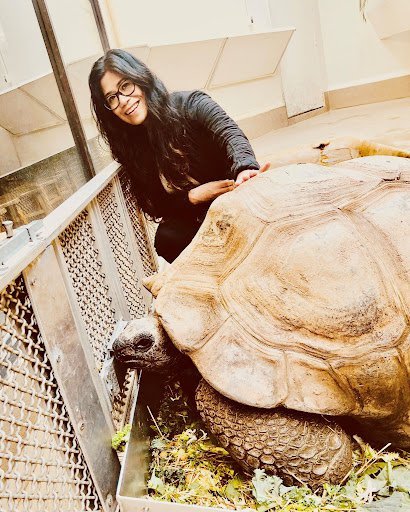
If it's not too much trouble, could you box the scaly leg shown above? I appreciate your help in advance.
[195,379,352,489]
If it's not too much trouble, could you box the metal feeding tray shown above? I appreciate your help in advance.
[116,372,238,512]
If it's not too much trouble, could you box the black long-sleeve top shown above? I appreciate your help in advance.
[161,90,260,220]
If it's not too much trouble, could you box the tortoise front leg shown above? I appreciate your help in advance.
[195,380,352,489]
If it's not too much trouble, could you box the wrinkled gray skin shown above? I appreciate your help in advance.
[113,315,186,374]
[113,311,353,490]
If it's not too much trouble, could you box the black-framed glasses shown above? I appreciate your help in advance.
[104,80,136,110]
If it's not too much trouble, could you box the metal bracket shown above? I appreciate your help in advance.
[0,220,43,268]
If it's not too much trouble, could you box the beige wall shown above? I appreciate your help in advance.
[318,0,410,91]
[211,75,284,120]
[269,0,326,117]
[3,0,410,178]
[100,0,287,119]
[46,0,102,64]
[104,0,252,47]
[0,0,104,175]
[0,0,102,91]
[0,0,51,89]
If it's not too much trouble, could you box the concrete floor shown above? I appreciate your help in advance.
[252,97,410,164]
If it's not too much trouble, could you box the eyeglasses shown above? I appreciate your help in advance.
[104,80,136,111]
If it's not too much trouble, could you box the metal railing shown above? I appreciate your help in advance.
[0,163,158,512]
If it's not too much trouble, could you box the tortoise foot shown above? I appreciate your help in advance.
[195,380,352,489]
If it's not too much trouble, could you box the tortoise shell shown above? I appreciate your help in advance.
[149,156,410,419]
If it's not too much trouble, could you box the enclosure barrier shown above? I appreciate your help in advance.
[0,163,158,512]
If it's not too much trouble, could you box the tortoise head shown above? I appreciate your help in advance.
[112,313,185,373]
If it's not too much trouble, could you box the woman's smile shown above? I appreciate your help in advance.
[125,99,140,115]
[100,70,148,125]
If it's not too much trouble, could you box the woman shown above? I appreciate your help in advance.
[89,49,267,262]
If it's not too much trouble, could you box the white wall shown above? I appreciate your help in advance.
[318,0,410,91]
[103,0,287,118]
[269,0,326,117]
[0,0,105,175]
[105,0,252,47]
[211,75,284,120]
[0,0,51,89]
[0,0,103,92]
[46,0,102,65]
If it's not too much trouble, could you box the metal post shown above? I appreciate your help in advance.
[89,0,111,53]
[31,0,96,180]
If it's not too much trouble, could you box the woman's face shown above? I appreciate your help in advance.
[100,70,148,125]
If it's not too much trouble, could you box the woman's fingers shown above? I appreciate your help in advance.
[235,164,270,186]
[219,179,235,188]
[214,180,235,197]
[235,170,254,185]
[211,179,235,191]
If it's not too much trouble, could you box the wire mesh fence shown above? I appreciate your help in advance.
[96,182,147,320]
[119,172,158,277]
[0,166,157,510]
[59,208,117,373]
[0,277,102,512]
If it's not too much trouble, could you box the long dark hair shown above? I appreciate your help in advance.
[89,49,190,219]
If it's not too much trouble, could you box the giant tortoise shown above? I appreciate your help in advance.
[114,141,410,489]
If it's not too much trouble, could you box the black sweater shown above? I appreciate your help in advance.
[162,90,260,219]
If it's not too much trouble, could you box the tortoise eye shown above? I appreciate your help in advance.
[136,336,154,351]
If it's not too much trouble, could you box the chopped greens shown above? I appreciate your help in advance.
[146,382,410,510]
[112,423,132,452]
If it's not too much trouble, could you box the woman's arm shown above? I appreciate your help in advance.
[185,90,260,180]
[165,91,267,210]
[187,179,235,204]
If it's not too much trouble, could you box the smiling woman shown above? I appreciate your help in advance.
[100,73,148,125]
[89,49,267,262]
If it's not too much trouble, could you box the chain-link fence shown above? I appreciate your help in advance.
[0,165,157,511]
[0,278,102,512]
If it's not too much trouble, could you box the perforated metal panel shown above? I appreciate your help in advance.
[96,183,146,320]
[111,368,138,429]
[0,277,102,512]
[119,173,158,277]
[59,209,116,372]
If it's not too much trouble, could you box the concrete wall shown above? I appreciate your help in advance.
[0,0,102,88]
[46,0,102,64]
[2,0,410,182]
[101,0,287,120]
[318,0,410,91]
[0,0,51,88]
[0,0,104,176]
[104,0,252,47]
[269,0,326,117]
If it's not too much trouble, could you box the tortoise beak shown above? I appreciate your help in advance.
[111,314,181,373]
[112,328,156,365]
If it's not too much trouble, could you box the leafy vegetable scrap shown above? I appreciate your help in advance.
[146,382,410,511]
[112,423,131,452]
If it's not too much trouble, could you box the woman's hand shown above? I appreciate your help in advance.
[188,179,235,205]
[235,162,271,186]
